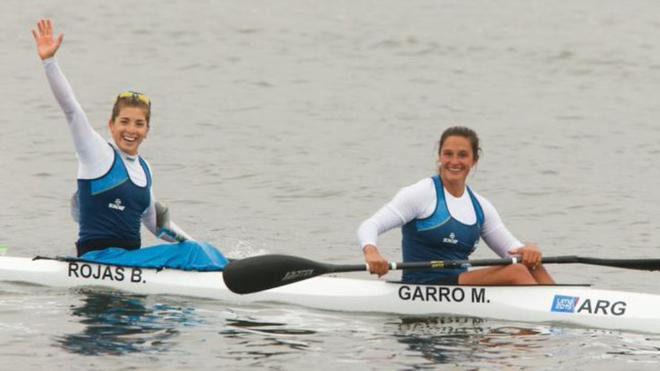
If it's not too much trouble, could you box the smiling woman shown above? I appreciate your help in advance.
[357,126,556,286]
[32,19,192,256]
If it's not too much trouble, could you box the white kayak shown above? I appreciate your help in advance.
[1,256,659,334]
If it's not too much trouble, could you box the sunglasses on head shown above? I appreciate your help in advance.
[117,91,151,106]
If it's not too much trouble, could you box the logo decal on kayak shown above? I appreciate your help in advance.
[442,233,458,245]
[108,198,126,211]
[282,269,314,281]
[551,294,627,316]
[551,295,579,313]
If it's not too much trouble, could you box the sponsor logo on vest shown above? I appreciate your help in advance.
[108,198,126,211]
[443,232,458,244]
[550,294,626,316]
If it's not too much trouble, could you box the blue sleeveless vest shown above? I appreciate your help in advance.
[76,146,151,254]
[401,176,484,284]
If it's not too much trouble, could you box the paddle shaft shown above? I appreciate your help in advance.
[326,257,522,273]
[328,255,660,273]
[223,254,660,294]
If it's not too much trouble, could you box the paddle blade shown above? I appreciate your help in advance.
[223,254,331,294]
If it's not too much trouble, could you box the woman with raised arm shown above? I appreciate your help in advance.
[357,126,555,285]
[32,19,193,257]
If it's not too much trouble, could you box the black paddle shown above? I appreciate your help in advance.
[222,254,660,294]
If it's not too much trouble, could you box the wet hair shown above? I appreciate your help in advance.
[438,126,481,162]
[110,92,151,124]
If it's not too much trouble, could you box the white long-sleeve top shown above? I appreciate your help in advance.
[357,177,524,258]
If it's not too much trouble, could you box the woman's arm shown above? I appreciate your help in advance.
[34,19,112,179]
[478,195,523,257]
[142,197,194,242]
[358,178,435,248]
[358,206,407,277]
[358,178,435,276]
[478,195,543,267]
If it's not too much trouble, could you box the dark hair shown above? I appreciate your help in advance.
[438,126,481,161]
[110,92,151,124]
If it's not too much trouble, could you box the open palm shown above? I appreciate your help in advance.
[32,19,63,60]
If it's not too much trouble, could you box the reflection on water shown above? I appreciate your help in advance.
[219,316,319,360]
[226,319,317,336]
[56,288,199,356]
[391,316,550,365]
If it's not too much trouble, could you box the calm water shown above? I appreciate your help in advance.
[2,0,660,369]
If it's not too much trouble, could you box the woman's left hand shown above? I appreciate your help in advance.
[509,244,543,269]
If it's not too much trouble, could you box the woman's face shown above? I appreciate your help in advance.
[108,106,149,155]
[438,135,476,184]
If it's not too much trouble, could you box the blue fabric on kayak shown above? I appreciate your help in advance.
[79,241,228,271]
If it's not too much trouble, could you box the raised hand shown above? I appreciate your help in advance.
[32,19,63,60]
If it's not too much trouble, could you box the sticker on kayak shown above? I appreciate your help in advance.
[551,294,627,316]
[551,295,579,313]
[67,262,146,284]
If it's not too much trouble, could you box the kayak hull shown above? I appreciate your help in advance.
[1,256,659,334]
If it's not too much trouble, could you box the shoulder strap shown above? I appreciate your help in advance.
[138,156,152,188]
[466,186,485,226]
